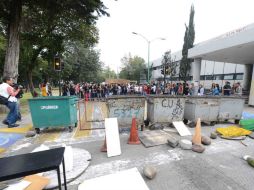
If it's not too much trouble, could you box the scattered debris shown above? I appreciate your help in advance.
[192,144,205,153]
[201,136,211,145]
[243,155,254,168]
[167,137,179,148]
[25,131,36,138]
[143,165,157,180]
[179,139,192,150]
[216,126,251,137]
[240,141,248,147]
[210,132,217,139]
[149,123,164,130]
[248,132,254,139]
[221,136,246,140]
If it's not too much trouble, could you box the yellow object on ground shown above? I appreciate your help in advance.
[0,148,6,154]
[0,125,33,134]
[216,126,252,137]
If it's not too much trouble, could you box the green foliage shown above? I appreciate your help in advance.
[119,54,146,82]
[161,50,177,78]
[180,5,195,81]
[62,41,102,82]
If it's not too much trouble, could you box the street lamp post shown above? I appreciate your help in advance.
[132,32,165,83]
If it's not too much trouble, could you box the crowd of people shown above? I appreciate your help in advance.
[51,80,243,101]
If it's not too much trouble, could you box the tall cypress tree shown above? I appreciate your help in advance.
[179,5,195,82]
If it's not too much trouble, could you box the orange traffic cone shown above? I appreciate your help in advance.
[100,137,107,152]
[128,117,141,145]
[192,118,202,145]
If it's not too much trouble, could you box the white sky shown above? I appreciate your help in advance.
[96,0,254,72]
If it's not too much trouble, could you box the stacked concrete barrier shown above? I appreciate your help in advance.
[147,95,186,124]
[106,96,146,128]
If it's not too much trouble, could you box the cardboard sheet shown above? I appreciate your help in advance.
[105,118,121,157]
[78,168,149,190]
[24,175,50,190]
[4,180,31,190]
[173,121,192,136]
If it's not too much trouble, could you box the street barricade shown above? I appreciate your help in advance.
[28,96,78,133]
[147,95,185,124]
[106,96,146,127]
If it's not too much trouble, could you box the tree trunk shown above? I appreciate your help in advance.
[27,71,36,97]
[3,0,22,83]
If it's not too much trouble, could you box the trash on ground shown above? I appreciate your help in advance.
[23,175,50,190]
[243,155,254,168]
[143,165,157,180]
[216,126,252,137]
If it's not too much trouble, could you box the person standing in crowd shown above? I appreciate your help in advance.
[223,81,231,96]
[178,83,183,95]
[183,83,189,95]
[0,77,21,128]
[235,82,242,95]
[212,83,220,95]
[198,84,205,96]
[41,80,48,97]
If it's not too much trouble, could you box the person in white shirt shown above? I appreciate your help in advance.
[0,77,21,128]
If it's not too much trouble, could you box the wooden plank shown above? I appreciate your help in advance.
[105,118,121,157]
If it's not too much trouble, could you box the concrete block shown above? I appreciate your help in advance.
[143,165,157,180]
[167,137,179,148]
[179,139,192,150]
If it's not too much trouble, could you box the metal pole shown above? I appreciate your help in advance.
[58,72,61,96]
[148,41,150,83]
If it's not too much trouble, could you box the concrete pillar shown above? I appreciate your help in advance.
[191,58,202,95]
[243,64,252,90]
[249,65,254,106]
[192,58,202,82]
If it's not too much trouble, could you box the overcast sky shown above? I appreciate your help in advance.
[95,0,254,72]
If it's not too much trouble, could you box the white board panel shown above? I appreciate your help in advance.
[78,168,149,190]
[173,121,192,136]
[105,118,121,157]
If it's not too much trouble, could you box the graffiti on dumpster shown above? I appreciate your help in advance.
[108,99,144,119]
[171,99,184,120]
[162,99,174,108]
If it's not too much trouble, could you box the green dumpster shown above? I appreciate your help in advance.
[28,96,78,133]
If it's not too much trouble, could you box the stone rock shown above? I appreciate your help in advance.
[179,139,192,150]
[210,132,217,139]
[143,165,157,180]
[201,136,211,145]
[248,132,254,139]
[25,131,36,138]
[192,144,205,153]
[149,123,164,130]
[167,137,179,148]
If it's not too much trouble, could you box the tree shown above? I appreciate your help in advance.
[161,50,177,92]
[0,0,109,82]
[119,54,146,82]
[179,5,195,82]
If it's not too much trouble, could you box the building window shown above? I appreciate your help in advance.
[214,75,223,80]
[200,75,205,80]
[224,74,234,80]
[205,75,214,80]
[235,74,243,80]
